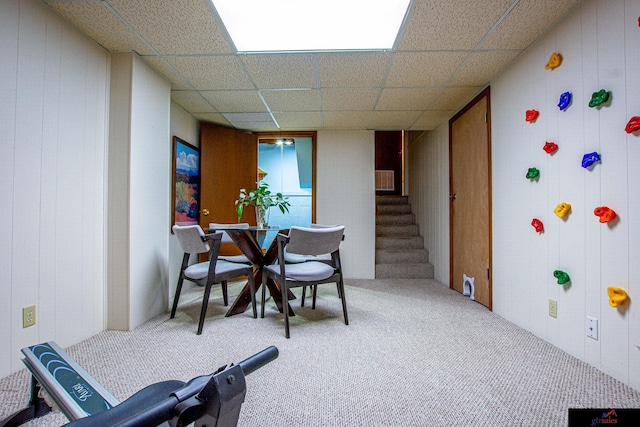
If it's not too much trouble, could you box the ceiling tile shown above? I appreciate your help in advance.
[376,87,440,111]
[449,50,521,86]
[107,0,232,54]
[240,54,317,89]
[192,112,231,127]
[399,0,513,50]
[171,91,216,113]
[261,90,320,112]
[221,112,277,130]
[322,111,370,129]
[386,52,468,87]
[200,90,266,113]
[368,111,423,129]
[223,112,273,122]
[164,56,254,90]
[141,57,191,90]
[46,1,154,55]
[321,88,380,111]
[237,122,280,131]
[273,111,322,130]
[317,52,392,88]
[428,86,483,110]
[273,112,323,130]
[411,110,455,129]
[481,0,582,50]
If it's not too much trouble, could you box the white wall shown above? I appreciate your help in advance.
[0,0,109,377]
[407,125,450,286]
[317,131,376,279]
[491,0,639,389]
[107,52,171,330]
[128,55,171,328]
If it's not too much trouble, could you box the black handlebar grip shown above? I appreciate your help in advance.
[238,346,278,376]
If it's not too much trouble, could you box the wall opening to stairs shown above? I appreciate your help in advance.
[375,196,434,279]
[375,131,404,196]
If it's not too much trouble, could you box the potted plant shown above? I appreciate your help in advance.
[235,181,290,227]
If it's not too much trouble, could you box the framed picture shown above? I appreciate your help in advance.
[172,136,200,228]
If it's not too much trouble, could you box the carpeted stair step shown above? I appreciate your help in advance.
[376,236,424,250]
[375,248,430,264]
[377,203,412,215]
[376,224,420,237]
[376,195,409,205]
[376,213,415,225]
[375,195,434,280]
[375,262,435,279]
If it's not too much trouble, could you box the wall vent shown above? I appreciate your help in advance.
[375,170,394,191]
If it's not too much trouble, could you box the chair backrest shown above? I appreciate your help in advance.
[286,225,345,256]
[173,224,210,254]
[209,222,250,242]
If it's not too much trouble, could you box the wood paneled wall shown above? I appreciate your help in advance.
[0,0,110,377]
[491,0,639,389]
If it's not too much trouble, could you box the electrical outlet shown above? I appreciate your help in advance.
[548,299,557,318]
[22,305,36,328]
[586,316,598,340]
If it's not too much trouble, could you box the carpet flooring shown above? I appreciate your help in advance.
[1,279,639,426]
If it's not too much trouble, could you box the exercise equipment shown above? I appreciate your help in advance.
[1,342,278,427]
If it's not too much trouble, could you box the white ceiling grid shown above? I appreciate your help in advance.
[44,0,583,131]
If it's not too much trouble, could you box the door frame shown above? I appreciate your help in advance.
[448,87,493,309]
[255,131,317,224]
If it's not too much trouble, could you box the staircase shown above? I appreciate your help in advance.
[375,196,435,279]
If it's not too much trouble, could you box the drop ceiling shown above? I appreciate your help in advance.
[43,0,583,131]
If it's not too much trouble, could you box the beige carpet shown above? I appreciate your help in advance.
[1,279,639,426]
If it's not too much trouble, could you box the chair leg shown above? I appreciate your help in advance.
[221,281,229,306]
[282,281,290,338]
[261,274,267,318]
[197,284,213,335]
[338,277,349,325]
[248,273,257,319]
[301,286,306,307]
[170,276,185,319]
[312,285,318,309]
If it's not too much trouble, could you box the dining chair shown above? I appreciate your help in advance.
[171,224,256,335]
[282,224,343,307]
[261,225,347,338]
[208,222,251,264]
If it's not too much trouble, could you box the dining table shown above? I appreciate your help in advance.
[207,225,295,317]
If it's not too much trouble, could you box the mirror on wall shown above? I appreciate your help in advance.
[257,132,315,246]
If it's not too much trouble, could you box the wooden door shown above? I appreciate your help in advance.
[375,131,403,196]
[449,88,492,309]
[200,123,257,250]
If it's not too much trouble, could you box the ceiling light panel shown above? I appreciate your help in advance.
[211,0,411,52]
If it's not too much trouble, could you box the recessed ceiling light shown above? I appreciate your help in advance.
[211,0,411,53]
